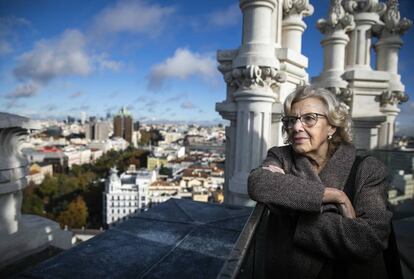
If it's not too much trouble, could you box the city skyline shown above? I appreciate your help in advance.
[0,0,414,133]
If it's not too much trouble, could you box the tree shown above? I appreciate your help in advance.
[22,182,44,216]
[38,174,59,199]
[139,130,151,145]
[159,166,172,177]
[57,196,88,229]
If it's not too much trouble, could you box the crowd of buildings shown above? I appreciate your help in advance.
[21,108,226,227]
[18,106,414,228]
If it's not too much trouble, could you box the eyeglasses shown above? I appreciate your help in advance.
[281,113,327,129]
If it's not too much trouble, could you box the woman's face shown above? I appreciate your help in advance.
[287,97,336,160]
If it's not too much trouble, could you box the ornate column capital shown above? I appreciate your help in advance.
[282,0,314,18]
[328,87,353,108]
[224,65,286,92]
[317,0,355,34]
[379,90,409,106]
[373,0,412,36]
[343,0,386,15]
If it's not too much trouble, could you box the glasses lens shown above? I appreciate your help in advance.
[301,114,317,127]
[282,116,297,128]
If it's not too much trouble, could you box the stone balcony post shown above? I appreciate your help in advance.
[234,0,279,68]
[225,66,286,205]
[374,0,411,89]
[343,0,386,70]
[281,0,314,53]
[0,121,30,236]
[0,113,73,268]
[216,0,289,206]
[313,0,355,102]
[373,0,411,148]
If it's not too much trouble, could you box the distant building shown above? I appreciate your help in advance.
[67,116,76,124]
[147,156,168,170]
[27,163,54,185]
[63,147,91,169]
[24,147,68,174]
[113,107,133,143]
[85,121,110,141]
[80,112,86,125]
[103,166,155,226]
[133,121,140,131]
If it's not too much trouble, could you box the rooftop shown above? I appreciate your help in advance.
[17,199,252,278]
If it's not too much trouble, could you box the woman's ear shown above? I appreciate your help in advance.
[328,126,337,136]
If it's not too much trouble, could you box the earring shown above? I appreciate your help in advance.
[328,134,333,140]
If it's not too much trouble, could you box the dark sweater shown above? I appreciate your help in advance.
[248,144,392,279]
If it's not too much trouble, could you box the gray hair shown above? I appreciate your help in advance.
[282,85,352,149]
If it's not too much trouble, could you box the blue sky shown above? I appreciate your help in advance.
[0,0,413,132]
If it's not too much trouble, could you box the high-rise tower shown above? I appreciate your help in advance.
[113,107,133,144]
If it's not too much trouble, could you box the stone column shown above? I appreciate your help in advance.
[312,0,355,104]
[270,0,283,48]
[282,0,314,53]
[378,91,407,147]
[225,66,285,205]
[216,50,238,204]
[217,0,287,206]
[234,0,279,68]
[373,0,411,148]
[343,0,386,70]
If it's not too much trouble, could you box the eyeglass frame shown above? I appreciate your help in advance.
[281,113,327,129]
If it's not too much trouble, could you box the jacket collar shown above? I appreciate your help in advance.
[318,143,356,190]
[291,143,356,190]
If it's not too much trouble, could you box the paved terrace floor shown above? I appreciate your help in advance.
[17,199,252,279]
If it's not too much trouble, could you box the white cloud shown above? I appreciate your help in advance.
[208,4,240,27]
[93,53,123,72]
[395,101,414,136]
[181,101,196,109]
[91,0,175,37]
[0,16,31,56]
[14,29,92,84]
[5,81,40,99]
[148,48,217,91]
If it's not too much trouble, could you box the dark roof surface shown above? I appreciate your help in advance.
[18,199,252,279]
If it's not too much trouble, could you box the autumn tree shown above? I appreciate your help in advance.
[57,196,88,229]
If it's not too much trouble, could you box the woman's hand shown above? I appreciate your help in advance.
[262,165,285,174]
[322,187,356,219]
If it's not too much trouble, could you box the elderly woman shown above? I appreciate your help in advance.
[248,86,392,279]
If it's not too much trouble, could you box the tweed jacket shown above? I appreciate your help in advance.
[247,143,392,279]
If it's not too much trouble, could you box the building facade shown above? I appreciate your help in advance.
[85,121,110,141]
[103,166,155,226]
[113,107,133,144]
[216,0,411,206]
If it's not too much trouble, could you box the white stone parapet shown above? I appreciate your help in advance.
[0,112,73,268]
